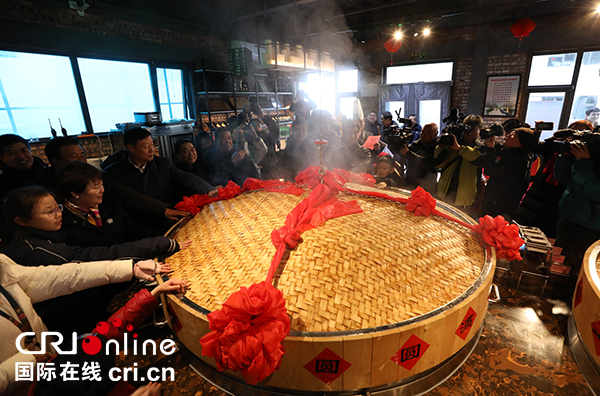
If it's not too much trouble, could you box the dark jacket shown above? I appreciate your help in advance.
[554,156,600,231]
[61,196,155,248]
[3,229,179,266]
[35,167,170,218]
[203,148,260,187]
[329,143,372,174]
[404,139,438,193]
[0,157,46,199]
[481,146,532,219]
[174,159,210,182]
[104,155,214,205]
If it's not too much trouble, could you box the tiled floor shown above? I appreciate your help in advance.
[118,256,595,395]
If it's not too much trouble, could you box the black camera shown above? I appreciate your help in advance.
[545,129,600,156]
[439,108,471,146]
[386,113,415,155]
[480,124,504,140]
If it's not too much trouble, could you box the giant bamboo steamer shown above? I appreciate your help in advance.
[160,183,495,394]
[569,241,600,390]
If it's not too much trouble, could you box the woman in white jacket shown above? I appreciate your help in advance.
[0,253,169,396]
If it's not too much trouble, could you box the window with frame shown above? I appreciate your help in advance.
[0,50,85,139]
[386,62,453,84]
[78,58,155,133]
[157,67,185,121]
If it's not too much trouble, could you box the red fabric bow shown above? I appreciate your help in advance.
[406,186,436,216]
[473,215,524,260]
[242,178,304,195]
[266,183,363,282]
[295,166,375,191]
[200,281,290,385]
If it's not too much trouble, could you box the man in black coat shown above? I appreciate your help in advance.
[0,134,46,200]
[481,127,537,221]
[399,123,440,193]
[203,128,261,187]
[328,119,372,174]
[104,128,216,231]
[104,128,216,203]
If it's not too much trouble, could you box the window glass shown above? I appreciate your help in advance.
[0,50,85,139]
[338,69,358,93]
[157,68,185,120]
[298,74,335,115]
[569,50,600,127]
[78,58,155,132]
[419,100,441,129]
[339,97,357,119]
[386,62,453,84]
[384,102,405,117]
[525,92,565,141]
[527,53,577,87]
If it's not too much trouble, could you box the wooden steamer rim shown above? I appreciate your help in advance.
[569,241,600,392]
[160,186,495,393]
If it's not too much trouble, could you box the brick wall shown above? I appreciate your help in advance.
[29,133,125,163]
[0,0,229,68]
[451,58,474,116]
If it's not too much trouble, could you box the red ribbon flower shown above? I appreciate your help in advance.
[218,181,242,199]
[406,186,436,217]
[200,281,290,385]
[473,215,524,260]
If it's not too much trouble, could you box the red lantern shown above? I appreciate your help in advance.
[511,18,535,39]
[510,18,535,54]
[384,37,402,53]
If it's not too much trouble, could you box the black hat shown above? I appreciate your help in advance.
[514,127,538,150]
[382,111,393,120]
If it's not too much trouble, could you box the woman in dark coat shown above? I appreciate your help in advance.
[56,161,158,248]
[2,185,189,266]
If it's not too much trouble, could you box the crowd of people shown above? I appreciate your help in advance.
[0,97,599,394]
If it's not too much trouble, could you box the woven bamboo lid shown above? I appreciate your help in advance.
[166,185,485,332]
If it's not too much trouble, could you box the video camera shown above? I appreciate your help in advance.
[545,129,600,157]
[385,109,415,154]
[439,108,471,146]
[480,124,504,140]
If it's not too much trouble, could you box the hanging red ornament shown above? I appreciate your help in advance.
[384,37,402,53]
[510,18,535,54]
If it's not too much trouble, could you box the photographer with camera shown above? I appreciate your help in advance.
[397,123,439,193]
[553,131,600,287]
[480,127,537,220]
[434,112,486,213]
[380,111,399,144]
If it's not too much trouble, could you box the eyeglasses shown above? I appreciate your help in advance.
[42,204,63,218]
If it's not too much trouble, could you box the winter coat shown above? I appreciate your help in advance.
[482,147,532,219]
[554,156,600,231]
[0,254,133,396]
[3,229,179,267]
[435,144,482,206]
[404,139,438,193]
[61,197,155,248]
[328,143,372,174]
[35,168,170,219]
[0,158,46,200]
[203,148,260,187]
[104,155,214,205]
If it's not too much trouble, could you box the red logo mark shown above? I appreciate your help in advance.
[96,321,109,335]
[112,318,122,328]
[456,307,477,341]
[391,334,430,371]
[304,348,351,385]
[81,335,102,355]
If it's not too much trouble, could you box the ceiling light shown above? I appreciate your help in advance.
[423,28,431,36]
[597,4,600,12]
[394,31,403,40]
[414,32,419,37]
